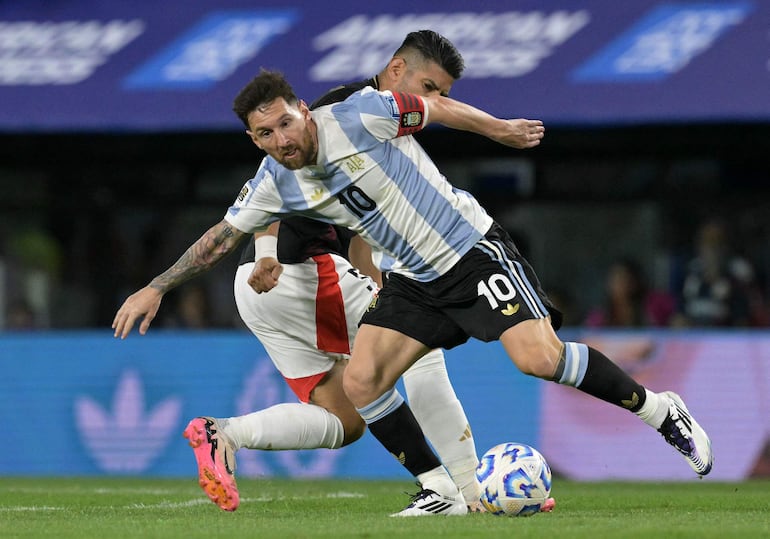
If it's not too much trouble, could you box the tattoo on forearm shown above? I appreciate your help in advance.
[150,223,239,293]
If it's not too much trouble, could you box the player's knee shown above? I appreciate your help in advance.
[517,353,558,379]
[340,415,366,447]
[342,359,397,408]
[342,365,372,406]
[502,322,563,379]
[509,338,562,379]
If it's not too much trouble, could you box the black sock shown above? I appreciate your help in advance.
[366,402,442,476]
[577,346,646,412]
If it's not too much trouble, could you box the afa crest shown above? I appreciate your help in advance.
[400,111,423,128]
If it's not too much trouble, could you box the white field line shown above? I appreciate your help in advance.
[2,486,190,496]
[0,491,366,512]
[0,506,66,512]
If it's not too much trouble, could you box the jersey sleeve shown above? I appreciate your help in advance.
[353,87,428,142]
[224,160,281,233]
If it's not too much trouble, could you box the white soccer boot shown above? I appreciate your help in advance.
[657,391,713,476]
[391,488,468,517]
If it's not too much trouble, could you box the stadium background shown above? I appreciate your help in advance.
[1,1,768,482]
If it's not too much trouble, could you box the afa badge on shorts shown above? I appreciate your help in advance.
[366,292,379,312]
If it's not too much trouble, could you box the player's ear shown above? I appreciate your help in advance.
[298,99,310,119]
[385,57,406,85]
[246,129,263,150]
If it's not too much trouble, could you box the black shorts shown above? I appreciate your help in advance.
[360,223,562,350]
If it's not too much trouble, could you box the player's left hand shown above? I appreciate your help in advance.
[498,119,545,149]
[248,257,283,293]
[112,285,163,339]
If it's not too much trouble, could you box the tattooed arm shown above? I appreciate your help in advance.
[112,220,247,338]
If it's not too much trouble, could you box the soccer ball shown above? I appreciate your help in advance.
[475,442,552,516]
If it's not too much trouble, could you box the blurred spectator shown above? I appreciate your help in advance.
[674,218,767,327]
[5,298,37,330]
[1,227,62,329]
[159,283,213,329]
[584,257,675,328]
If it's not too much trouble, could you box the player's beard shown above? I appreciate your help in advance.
[277,129,317,170]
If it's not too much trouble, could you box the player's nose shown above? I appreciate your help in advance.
[274,129,292,146]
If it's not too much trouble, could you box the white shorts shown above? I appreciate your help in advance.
[234,253,377,402]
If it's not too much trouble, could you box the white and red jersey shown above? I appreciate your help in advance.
[234,252,376,402]
[225,87,493,282]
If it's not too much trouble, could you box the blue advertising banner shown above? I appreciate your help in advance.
[0,1,765,132]
[1,330,768,480]
[0,332,542,479]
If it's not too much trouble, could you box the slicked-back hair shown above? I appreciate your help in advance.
[233,69,298,129]
[394,30,465,80]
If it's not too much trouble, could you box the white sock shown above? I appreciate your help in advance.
[222,402,344,450]
[635,389,668,428]
[416,466,461,499]
[403,349,481,503]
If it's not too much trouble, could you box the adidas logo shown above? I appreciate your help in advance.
[74,369,181,473]
[420,500,454,514]
[621,391,639,409]
[501,303,520,316]
[672,401,693,431]
[403,490,460,515]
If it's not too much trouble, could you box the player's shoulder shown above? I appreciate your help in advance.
[335,86,397,118]
[251,155,284,184]
[309,78,375,109]
[312,87,392,129]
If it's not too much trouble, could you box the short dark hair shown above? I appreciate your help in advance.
[394,30,464,80]
[232,69,298,129]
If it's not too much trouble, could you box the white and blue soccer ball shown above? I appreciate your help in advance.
[475,442,552,516]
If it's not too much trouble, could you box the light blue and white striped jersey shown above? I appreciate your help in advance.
[225,87,493,282]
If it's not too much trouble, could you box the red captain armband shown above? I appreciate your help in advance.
[392,92,425,137]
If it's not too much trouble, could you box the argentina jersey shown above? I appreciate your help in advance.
[225,87,493,282]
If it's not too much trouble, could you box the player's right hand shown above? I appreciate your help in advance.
[248,257,283,293]
[498,118,545,149]
[112,286,163,339]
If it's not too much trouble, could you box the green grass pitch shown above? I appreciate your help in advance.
[1,477,768,538]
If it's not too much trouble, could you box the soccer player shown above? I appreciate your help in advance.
[181,31,514,514]
[114,66,712,517]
